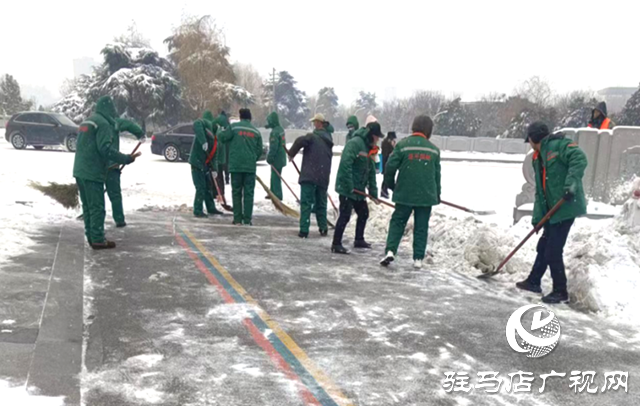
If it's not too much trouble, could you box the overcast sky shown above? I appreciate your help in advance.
[2,0,639,106]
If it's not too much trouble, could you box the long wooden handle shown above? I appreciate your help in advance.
[284,144,339,213]
[270,164,300,203]
[109,141,142,172]
[353,189,395,209]
[440,200,473,213]
[494,199,566,274]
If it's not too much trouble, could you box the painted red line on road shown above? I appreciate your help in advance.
[175,232,321,406]
[243,318,321,406]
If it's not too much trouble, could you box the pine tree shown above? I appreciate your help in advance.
[89,43,182,131]
[617,84,640,126]
[355,91,377,115]
[52,75,92,123]
[263,71,309,128]
[0,74,33,115]
[316,87,339,124]
[434,98,481,137]
[556,94,598,129]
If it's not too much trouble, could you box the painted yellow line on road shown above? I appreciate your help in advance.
[182,227,354,406]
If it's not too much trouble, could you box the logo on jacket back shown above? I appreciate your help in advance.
[506,304,561,358]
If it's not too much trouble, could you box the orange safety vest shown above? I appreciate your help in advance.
[588,117,611,130]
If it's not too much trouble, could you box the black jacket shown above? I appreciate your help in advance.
[288,129,334,188]
[381,138,395,162]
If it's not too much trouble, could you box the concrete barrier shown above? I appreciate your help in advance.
[499,138,530,154]
[474,137,500,153]
[576,129,601,196]
[446,136,474,152]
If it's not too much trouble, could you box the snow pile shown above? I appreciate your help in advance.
[359,192,640,323]
[0,380,64,406]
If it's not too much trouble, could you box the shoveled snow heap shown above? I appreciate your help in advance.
[359,190,640,324]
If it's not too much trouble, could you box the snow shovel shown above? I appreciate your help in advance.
[477,199,566,280]
[256,175,300,218]
[209,172,233,212]
[284,145,340,218]
[440,200,496,216]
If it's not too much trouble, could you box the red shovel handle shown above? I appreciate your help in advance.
[494,199,566,274]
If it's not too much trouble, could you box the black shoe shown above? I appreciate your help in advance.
[319,229,328,237]
[298,232,308,239]
[194,213,208,218]
[354,240,372,249]
[331,245,349,254]
[91,240,116,250]
[542,291,569,304]
[515,280,542,294]
[380,251,395,267]
[116,222,127,228]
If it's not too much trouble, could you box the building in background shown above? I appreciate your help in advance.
[73,57,97,78]
[597,87,638,114]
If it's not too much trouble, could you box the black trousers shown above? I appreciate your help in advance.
[527,219,574,293]
[332,195,369,245]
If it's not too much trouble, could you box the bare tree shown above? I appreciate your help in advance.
[514,76,554,107]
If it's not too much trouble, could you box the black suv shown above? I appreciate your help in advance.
[151,123,268,162]
[5,112,79,151]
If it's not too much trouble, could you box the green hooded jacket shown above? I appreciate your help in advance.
[214,113,228,166]
[383,133,441,207]
[219,118,263,173]
[188,111,218,170]
[335,127,378,200]
[265,112,287,168]
[532,133,588,225]
[345,116,359,143]
[73,96,134,182]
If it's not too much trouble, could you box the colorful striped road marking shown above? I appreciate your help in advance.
[176,227,354,406]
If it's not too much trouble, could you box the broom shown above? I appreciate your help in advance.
[29,181,79,209]
[256,176,300,218]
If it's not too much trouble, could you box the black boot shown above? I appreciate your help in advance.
[516,280,542,294]
[208,208,224,216]
[116,222,127,228]
[319,229,328,237]
[354,240,372,249]
[91,240,117,250]
[194,213,208,218]
[542,291,569,304]
[331,245,349,254]
[298,232,308,239]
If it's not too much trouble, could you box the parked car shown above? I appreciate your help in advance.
[151,123,268,162]
[5,112,79,151]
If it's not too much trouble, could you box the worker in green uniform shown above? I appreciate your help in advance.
[73,96,141,249]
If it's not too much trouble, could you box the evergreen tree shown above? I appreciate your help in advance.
[355,91,377,115]
[617,84,640,126]
[263,71,309,128]
[434,98,481,137]
[0,74,33,115]
[316,87,339,123]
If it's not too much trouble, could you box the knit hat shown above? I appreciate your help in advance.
[239,108,252,120]
[365,115,378,126]
[387,131,397,140]
[411,115,434,137]
[525,122,549,144]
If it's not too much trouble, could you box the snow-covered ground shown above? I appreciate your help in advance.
[0,380,63,406]
[1,132,639,325]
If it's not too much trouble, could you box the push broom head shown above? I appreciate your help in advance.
[29,181,79,209]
